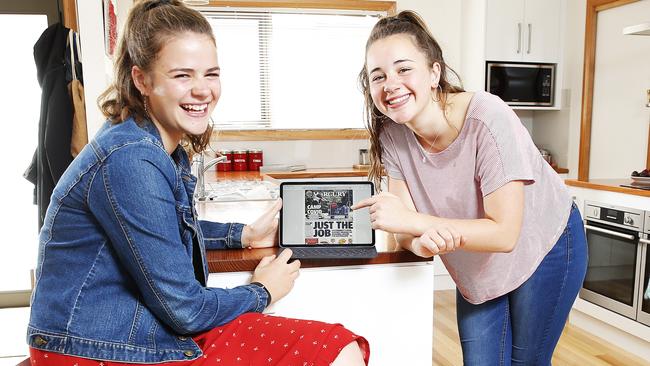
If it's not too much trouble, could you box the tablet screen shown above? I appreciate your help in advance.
[280,181,374,246]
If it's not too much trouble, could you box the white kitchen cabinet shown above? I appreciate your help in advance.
[485,0,562,63]
[208,263,434,365]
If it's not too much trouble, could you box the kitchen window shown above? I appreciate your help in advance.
[201,7,386,131]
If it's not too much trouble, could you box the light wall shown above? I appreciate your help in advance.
[588,1,650,179]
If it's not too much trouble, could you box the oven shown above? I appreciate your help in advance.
[638,210,650,326]
[580,201,645,319]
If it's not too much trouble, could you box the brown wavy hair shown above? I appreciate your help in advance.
[358,10,465,190]
[97,0,215,154]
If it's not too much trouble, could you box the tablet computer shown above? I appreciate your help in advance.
[279,181,376,259]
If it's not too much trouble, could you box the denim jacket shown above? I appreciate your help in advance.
[27,117,269,363]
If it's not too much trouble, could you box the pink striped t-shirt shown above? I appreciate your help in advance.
[380,91,572,304]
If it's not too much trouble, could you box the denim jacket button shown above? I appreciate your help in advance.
[34,336,48,346]
[178,336,188,341]
[183,350,195,357]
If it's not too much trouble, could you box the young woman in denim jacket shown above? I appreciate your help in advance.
[352,11,587,365]
[26,1,368,365]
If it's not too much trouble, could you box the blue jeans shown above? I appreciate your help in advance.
[456,203,587,365]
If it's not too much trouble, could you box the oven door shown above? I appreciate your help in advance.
[637,235,650,326]
[580,221,642,319]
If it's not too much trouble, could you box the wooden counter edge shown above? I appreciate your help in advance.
[214,167,565,181]
[206,247,431,273]
[565,179,650,197]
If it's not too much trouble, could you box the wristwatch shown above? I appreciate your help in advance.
[250,282,272,306]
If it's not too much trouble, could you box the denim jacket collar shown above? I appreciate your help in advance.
[138,118,195,190]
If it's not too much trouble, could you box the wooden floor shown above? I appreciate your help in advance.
[433,290,650,366]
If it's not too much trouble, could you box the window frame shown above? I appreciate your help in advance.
[195,0,396,140]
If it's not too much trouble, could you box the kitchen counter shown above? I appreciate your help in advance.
[207,167,370,182]
[196,200,428,273]
[565,179,650,197]
[212,165,567,181]
[197,199,434,365]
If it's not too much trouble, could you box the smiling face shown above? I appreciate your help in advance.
[133,32,220,152]
[366,34,440,126]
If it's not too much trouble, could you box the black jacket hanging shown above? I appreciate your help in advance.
[24,22,74,229]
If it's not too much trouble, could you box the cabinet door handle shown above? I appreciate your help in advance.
[527,23,532,54]
[584,224,635,240]
[640,238,650,245]
[517,23,522,54]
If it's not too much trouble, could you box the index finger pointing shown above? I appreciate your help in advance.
[351,196,377,210]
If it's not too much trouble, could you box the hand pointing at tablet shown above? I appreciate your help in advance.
[351,192,417,234]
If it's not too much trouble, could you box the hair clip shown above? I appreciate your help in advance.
[144,0,173,12]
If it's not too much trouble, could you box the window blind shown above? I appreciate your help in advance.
[202,9,382,130]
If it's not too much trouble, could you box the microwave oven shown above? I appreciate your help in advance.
[485,62,555,107]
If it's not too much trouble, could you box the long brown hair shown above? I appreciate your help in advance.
[97,0,215,153]
[358,10,464,190]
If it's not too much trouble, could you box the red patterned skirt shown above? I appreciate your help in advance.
[28,313,369,366]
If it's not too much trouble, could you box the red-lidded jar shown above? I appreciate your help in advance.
[232,149,248,171]
[216,149,232,171]
[248,148,263,171]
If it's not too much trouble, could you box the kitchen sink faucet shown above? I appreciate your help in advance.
[191,153,227,201]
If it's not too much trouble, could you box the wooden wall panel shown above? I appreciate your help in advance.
[61,0,77,31]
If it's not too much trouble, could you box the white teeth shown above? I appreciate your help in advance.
[181,104,207,111]
[387,94,409,105]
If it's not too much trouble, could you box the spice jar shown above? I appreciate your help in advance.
[248,148,263,171]
[216,149,232,171]
[232,149,248,171]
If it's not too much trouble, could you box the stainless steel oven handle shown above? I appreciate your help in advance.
[639,238,650,245]
[584,224,635,240]
[527,23,532,54]
[517,23,522,54]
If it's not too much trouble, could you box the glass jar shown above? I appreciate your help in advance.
[248,148,263,171]
[216,149,232,171]
[232,149,248,171]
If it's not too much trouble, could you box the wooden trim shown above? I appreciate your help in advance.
[565,179,650,197]
[577,0,639,181]
[212,128,369,141]
[207,248,428,272]
[61,0,77,31]
[594,0,637,11]
[203,0,397,14]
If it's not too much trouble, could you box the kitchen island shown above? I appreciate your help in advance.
[197,198,434,366]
